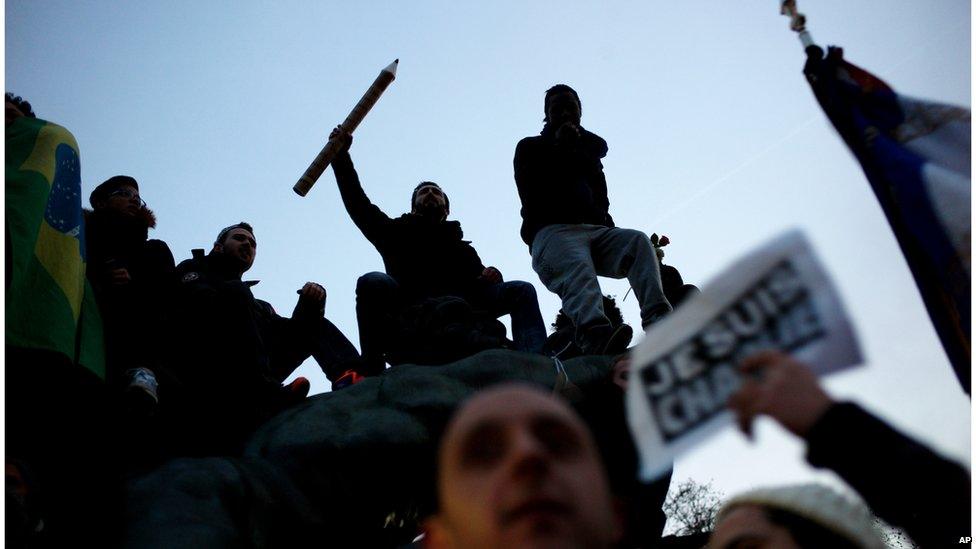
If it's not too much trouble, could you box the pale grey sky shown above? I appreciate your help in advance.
[7,0,970,505]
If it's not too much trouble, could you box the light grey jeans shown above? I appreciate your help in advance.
[531,224,672,341]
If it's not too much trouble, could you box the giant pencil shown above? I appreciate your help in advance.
[294,59,399,196]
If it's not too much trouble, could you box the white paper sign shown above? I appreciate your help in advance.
[627,230,862,480]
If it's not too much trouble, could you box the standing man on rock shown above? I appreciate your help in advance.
[514,84,672,355]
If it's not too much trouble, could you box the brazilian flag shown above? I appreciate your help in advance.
[6,116,105,379]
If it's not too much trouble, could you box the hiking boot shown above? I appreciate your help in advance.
[276,376,311,408]
[642,303,672,330]
[124,368,159,414]
[284,376,311,399]
[332,369,365,391]
[581,323,633,356]
[126,367,159,401]
[601,324,634,355]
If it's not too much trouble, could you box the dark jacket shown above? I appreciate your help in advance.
[166,251,320,455]
[513,126,615,247]
[804,402,971,548]
[83,208,175,384]
[332,151,487,301]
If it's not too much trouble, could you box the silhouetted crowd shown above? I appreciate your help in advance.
[5,87,970,548]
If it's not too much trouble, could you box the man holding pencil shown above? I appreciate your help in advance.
[329,127,547,380]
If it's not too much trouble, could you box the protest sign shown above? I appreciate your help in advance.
[627,230,862,480]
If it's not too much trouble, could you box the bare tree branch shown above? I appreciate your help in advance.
[662,479,724,536]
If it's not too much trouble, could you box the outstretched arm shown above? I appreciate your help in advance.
[728,351,971,548]
[330,126,391,243]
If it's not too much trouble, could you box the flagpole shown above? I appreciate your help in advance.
[780,0,816,49]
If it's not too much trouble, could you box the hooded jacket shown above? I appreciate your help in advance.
[332,151,487,301]
[166,250,323,455]
[513,126,615,247]
[84,207,174,294]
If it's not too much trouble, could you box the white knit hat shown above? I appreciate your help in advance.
[716,483,885,549]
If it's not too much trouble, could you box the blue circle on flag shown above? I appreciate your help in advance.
[43,143,84,251]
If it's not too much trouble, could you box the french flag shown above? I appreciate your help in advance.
[804,46,971,394]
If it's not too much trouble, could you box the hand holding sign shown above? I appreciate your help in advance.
[626,230,862,480]
[727,351,834,440]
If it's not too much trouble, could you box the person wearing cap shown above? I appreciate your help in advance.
[711,483,886,549]
[328,126,547,383]
[513,85,673,356]
[85,175,175,419]
[424,383,622,549]
[726,351,971,548]
[163,222,361,456]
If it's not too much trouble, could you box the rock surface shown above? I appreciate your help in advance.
[125,350,669,548]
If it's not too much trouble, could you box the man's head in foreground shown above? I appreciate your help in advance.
[425,383,621,549]
[710,483,884,549]
[212,222,256,275]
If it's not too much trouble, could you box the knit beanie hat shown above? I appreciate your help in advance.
[90,175,138,208]
[214,222,255,246]
[716,484,885,549]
